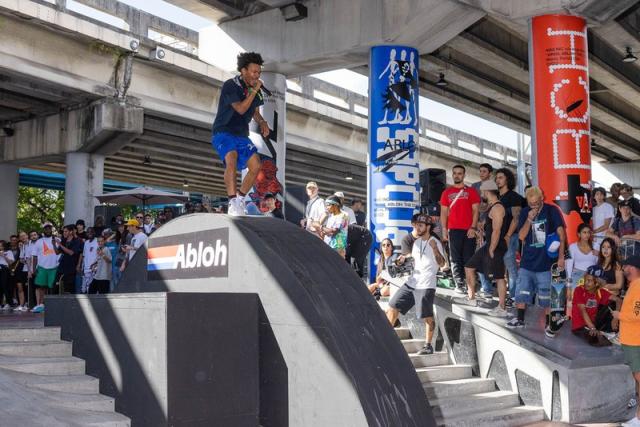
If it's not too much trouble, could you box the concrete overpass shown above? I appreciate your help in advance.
[0,0,520,237]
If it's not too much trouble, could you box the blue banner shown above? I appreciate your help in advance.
[368,45,420,279]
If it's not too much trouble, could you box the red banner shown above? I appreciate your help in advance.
[530,15,592,242]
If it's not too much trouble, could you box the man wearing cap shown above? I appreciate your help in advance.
[301,181,325,235]
[571,265,620,344]
[263,193,284,219]
[120,219,148,272]
[464,180,509,313]
[386,214,446,355]
[613,255,640,426]
[620,184,640,217]
[607,200,640,258]
[31,223,60,313]
[507,186,566,329]
[440,164,480,294]
[334,192,357,225]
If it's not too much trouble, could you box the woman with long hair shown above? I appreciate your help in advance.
[597,237,624,296]
[567,223,599,288]
[368,238,397,297]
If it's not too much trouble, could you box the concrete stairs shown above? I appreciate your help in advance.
[394,327,545,427]
[0,326,130,426]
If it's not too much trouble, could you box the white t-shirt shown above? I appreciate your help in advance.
[592,202,615,245]
[33,237,59,269]
[305,197,325,231]
[568,242,598,274]
[0,250,14,267]
[342,206,358,225]
[20,242,34,272]
[129,232,148,261]
[406,236,443,290]
[82,238,99,270]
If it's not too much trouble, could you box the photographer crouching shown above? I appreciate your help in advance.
[385,214,446,355]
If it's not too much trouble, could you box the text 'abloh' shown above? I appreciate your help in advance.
[174,240,227,269]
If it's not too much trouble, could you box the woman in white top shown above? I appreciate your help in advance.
[592,187,615,250]
[567,223,599,288]
[0,240,15,310]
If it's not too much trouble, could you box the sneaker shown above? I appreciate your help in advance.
[236,194,247,214]
[622,417,640,427]
[628,396,638,409]
[544,326,556,338]
[505,297,514,308]
[454,286,466,294]
[506,318,524,328]
[417,343,434,355]
[0,304,11,311]
[479,290,493,299]
[11,299,18,305]
[227,198,242,216]
[31,304,44,313]
[487,306,508,318]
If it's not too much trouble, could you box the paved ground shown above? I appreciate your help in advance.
[0,311,44,328]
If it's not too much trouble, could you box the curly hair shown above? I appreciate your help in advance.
[495,167,516,191]
[237,52,264,72]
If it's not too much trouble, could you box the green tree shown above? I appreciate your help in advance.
[17,187,65,233]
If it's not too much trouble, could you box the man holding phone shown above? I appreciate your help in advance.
[120,219,147,272]
[212,52,270,216]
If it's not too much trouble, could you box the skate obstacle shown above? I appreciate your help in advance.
[46,214,435,427]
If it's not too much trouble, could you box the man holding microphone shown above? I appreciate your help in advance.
[212,52,271,216]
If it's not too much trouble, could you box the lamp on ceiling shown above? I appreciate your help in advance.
[183,179,189,188]
[436,73,448,87]
[280,2,307,21]
[623,46,638,63]
[345,175,353,181]
[143,155,152,165]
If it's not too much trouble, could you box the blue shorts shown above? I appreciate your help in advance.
[515,268,552,307]
[212,132,257,171]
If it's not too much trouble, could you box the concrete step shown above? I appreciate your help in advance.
[409,352,449,368]
[20,373,100,394]
[0,340,72,357]
[50,392,115,412]
[415,364,473,383]
[0,327,60,342]
[0,356,85,375]
[401,339,425,353]
[431,390,521,419]
[395,327,411,340]
[424,377,497,400]
[70,411,130,427]
[435,405,545,427]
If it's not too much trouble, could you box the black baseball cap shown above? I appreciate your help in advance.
[623,255,640,269]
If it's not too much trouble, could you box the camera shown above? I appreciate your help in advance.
[388,258,415,278]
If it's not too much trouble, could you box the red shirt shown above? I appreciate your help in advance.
[440,186,480,230]
[571,285,610,331]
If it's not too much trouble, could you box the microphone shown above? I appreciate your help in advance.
[260,84,273,97]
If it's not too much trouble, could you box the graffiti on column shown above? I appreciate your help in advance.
[369,46,420,278]
[530,16,592,238]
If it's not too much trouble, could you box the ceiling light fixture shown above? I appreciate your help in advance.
[623,46,638,63]
[345,175,353,181]
[143,155,152,165]
[281,2,308,21]
[183,179,189,188]
[436,73,448,87]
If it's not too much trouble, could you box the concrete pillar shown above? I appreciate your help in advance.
[64,152,104,226]
[0,164,19,238]
[368,46,420,279]
[529,15,593,243]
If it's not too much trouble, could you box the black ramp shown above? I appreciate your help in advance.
[117,214,435,427]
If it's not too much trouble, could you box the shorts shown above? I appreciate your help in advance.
[34,266,57,289]
[623,344,640,373]
[389,285,435,319]
[465,243,507,280]
[212,132,258,171]
[14,270,28,284]
[515,268,552,307]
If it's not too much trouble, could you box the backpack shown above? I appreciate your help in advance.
[346,224,372,259]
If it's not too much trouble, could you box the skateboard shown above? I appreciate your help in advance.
[546,263,567,336]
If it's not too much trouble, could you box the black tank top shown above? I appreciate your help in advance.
[602,264,616,285]
[485,202,510,245]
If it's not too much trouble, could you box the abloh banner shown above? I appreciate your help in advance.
[368,46,420,278]
[147,228,229,280]
[529,15,592,242]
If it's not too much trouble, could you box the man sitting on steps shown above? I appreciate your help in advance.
[385,215,446,355]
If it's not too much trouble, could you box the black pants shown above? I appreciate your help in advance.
[0,267,11,306]
[89,279,110,294]
[60,272,76,294]
[448,229,476,289]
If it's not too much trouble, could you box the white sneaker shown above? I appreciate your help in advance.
[1,304,11,311]
[487,306,508,318]
[236,195,247,214]
[30,304,43,313]
[227,198,242,216]
[622,417,640,427]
